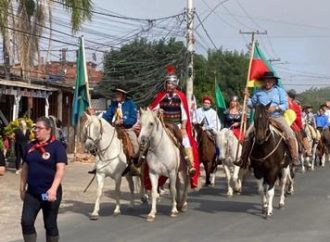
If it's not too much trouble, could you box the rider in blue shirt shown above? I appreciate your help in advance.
[315,105,329,131]
[235,71,299,168]
[87,88,139,175]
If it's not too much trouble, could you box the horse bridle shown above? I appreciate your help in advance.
[85,118,116,156]
[138,117,164,163]
[250,130,284,162]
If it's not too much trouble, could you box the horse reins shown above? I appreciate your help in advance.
[250,131,284,162]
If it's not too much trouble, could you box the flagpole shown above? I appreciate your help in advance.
[214,72,219,131]
[81,36,92,106]
[235,40,256,162]
[73,36,92,162]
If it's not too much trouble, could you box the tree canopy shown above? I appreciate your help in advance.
[298,87,330,111]
[98,38,249,107]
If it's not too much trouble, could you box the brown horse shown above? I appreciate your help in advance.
[318,128,330,167]
[193,123,217,186]
[250,104,294,218]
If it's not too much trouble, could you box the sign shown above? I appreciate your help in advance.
[0,87,51,98]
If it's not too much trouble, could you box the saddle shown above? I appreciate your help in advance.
[163,122,183,148]
[204,130,216,144]
[116,127,134,159]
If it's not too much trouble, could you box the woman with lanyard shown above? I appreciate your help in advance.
[223,96,243,140]
[20,117,67,242]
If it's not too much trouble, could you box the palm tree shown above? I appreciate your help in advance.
[0,0,93,80]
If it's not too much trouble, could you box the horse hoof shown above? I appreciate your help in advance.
[226,192,233,197]
[181,203,188,213]
[146,215,155,222]
[264,213,272,219]
[170,211,179,218]
[278,203,285,209]
[89,214,99,220]
[141,196,149,205]
[113,211,121,216]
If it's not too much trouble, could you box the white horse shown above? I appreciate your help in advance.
[138,108,189,222]
[217,128,246,196]
[83,114,142,220]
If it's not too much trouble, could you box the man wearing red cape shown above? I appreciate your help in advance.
[287,90,312,157]
[145,65,200,189]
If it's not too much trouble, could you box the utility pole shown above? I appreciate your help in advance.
[186,0,195,111]
[239,30,267,52]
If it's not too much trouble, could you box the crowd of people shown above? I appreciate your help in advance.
[2,66,330,242]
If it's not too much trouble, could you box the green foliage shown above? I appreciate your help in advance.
[298,87,330,111]
[99,38,250,107]
[194,48,249,106]
[98,38,187,106]
[3,117,33,137]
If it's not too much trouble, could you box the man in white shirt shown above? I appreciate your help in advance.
[193,96,222,161]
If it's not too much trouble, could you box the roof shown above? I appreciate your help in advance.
[0,79,58,91]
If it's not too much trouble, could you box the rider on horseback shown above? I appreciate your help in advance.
[88,88,140,175]
[223,95,243,139]
[234,71,299,168]
[192,96,222,162]
[287,90,312,157]
[302,105,320,142]
[149,65,198,177]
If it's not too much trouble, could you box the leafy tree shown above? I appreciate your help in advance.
[98,38,187,106]
[99,38,250,108]
[298,87,330,111]
[0,0,93,80]
[194,48,249,106]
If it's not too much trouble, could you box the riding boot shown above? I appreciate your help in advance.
[233,137,253,169]
[184,148,196,176]
[23,233,37,242]
[46,235,59,242]
[302,137,312,157]
[287,137,300,166]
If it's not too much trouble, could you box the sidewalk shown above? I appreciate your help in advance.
[0,157,221,242]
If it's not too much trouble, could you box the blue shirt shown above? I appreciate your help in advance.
[315,113,328,129]
[103,99,138,128]
[24,140,67,196]
[248,86,288,117]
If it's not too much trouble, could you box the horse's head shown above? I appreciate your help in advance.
[138,108,160,147]
[83,113,103,152]
[254,103,271,144]
[192,120,205,140]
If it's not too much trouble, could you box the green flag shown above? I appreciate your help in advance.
[215,80,226,123]
[71,36,91,127]
[215,81,226,110]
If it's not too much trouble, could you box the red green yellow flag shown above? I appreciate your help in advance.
[247,43,282,88]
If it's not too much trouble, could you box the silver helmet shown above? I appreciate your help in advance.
[165,65,179,86]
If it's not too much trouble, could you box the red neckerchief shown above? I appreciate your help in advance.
[28,136,56,155]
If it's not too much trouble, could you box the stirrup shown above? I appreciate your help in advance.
[233,159,243,167]
[88,169,96,174]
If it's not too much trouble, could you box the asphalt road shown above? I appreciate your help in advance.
[11,164,330,242]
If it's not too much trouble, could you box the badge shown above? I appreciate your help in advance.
[42,152,50,160]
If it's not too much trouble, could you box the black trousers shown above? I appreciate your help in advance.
[21,187,62,236]
[15,144,25,170]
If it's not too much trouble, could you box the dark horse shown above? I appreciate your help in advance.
[193,123,218,186]
[317,128,330,167]
[250,104,294,218]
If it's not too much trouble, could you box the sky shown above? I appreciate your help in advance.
[39,0,330,92]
